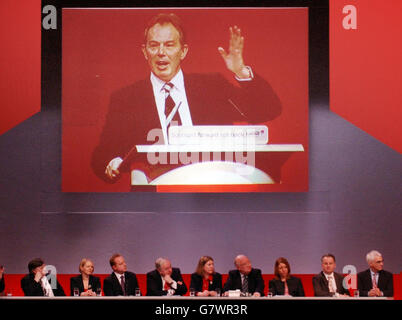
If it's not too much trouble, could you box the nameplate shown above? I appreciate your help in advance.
[168,125,268,145]
[228,289,241,297]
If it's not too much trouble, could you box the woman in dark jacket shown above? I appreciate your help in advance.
[190,256,222,296]
[268,257,305,296]
[70,258,101,296]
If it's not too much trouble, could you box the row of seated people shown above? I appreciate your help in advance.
[0,250,394,298]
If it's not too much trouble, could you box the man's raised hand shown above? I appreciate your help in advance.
[218,26,251,79]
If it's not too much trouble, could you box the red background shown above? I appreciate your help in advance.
[62,8,309,192]
[330,0,402,153]
[0,0,40,136]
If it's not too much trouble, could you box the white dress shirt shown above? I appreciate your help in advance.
[161,275,177,296]
[324,272,337,294]
[114,272,125,283]
[150,69,192,144]
[149,67,254,144]
[106,67,254,168]
[40,276,54,297]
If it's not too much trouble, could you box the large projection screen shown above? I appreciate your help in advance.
[61,8,308,193]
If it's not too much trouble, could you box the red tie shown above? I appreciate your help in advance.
[164,281,171,291]
[164,82,181,127]
[372,274,377,289]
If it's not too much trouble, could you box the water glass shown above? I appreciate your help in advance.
[73,287,79,297]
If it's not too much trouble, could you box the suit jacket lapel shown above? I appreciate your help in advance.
[236,271,242,289]
[377,270,386,289]
[78,274,84,292]
[334,273,343,291]
[112,272,123,294]
[321,272,329,286]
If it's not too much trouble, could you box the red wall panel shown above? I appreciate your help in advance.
[0,0,41,136]
[330,0,402,153]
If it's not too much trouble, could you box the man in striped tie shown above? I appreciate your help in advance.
[357,250,394,297]
[223,254,265,297]
[94,12,281,183]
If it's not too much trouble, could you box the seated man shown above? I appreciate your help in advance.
[223,254,264,297]
[103,253,140,296]
[357,250,393,297]
[312,253,349,297]
[146,257,187,296]
[20,258,65,296]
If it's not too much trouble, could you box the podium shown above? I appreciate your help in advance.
[132,144,304,186]
[128,126,304,187]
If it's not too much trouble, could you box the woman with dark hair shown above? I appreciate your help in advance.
[268,257,305,296]
[190,256,222,296]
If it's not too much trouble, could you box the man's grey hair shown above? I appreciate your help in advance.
[155,257,169,270]
[366,250,382,263]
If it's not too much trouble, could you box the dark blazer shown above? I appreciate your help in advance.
[190,272,222,293]
[20,273,66,296]
[103,271,139,296]
[357,269,394,297]
[70,274,101,296]
[312,271,350,296]
[0,275,4,294]
[146,268,187,296]
[268,276,305,296]
[223,268,265,296]
[92,72,282,182]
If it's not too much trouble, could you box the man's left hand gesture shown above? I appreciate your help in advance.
[218,26,251,79]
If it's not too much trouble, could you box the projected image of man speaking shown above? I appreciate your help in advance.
[91,13,282,184]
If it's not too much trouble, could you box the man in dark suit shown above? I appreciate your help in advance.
[20,258,66,296]
[146,257,187,296]
[357,250,393,297]
[103,253,140,296]
[223,254,265,297]
[91,13,281,184]
[312,253,349,297]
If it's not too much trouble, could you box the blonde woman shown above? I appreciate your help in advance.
[70,258,101,296]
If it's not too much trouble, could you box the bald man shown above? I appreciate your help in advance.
[223,255,264,297]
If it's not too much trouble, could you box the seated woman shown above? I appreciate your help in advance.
[70,258,101,296]
[268,257,305,296]
[190,256,222,297]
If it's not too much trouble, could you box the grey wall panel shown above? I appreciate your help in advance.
[1,107,400,275]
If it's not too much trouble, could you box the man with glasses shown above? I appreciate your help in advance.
[357,250,393,297]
